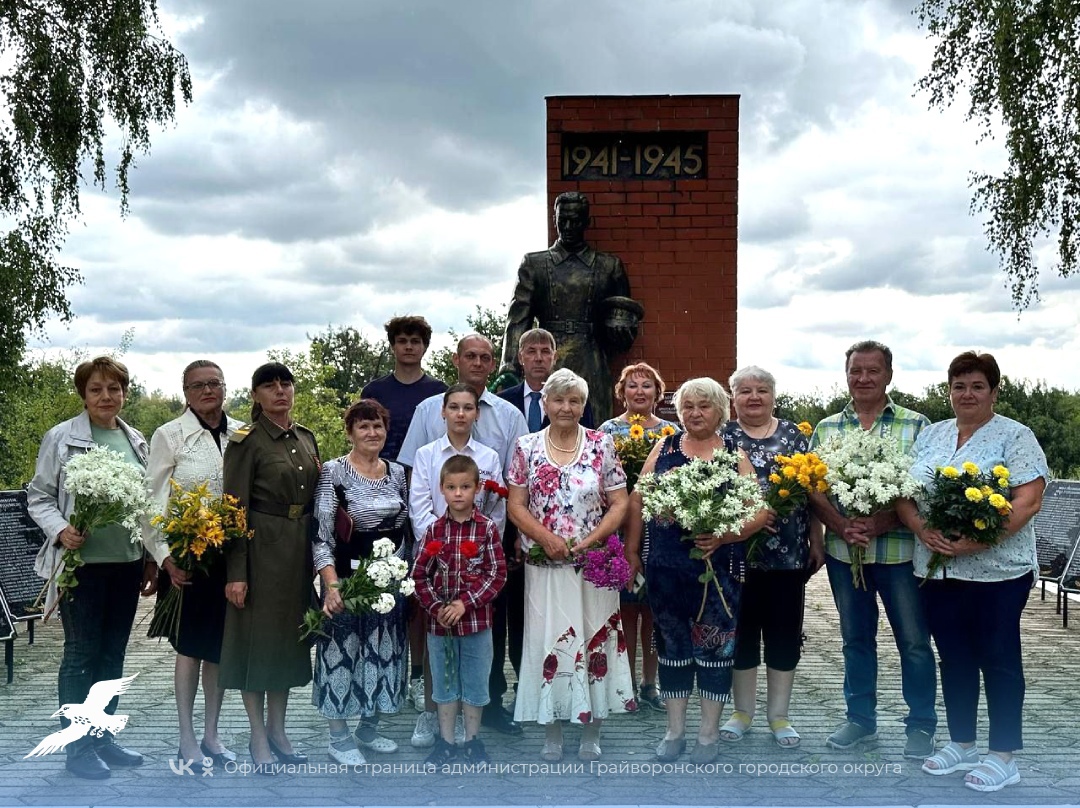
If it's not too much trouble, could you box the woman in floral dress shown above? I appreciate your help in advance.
[507,369,634,763]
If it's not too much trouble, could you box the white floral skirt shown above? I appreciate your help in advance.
[514,563,636,725]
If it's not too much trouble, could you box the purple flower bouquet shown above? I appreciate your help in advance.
[574,534,632,590]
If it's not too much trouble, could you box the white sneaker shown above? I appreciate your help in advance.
[328,739,366,766]
[408,677,425,713]
[411,711,437,748]
[454,714,466,744]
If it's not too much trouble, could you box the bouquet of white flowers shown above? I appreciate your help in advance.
[637,447,764,618]
[34,445,155,618]
[300,537,413,641]
[815,430,920,589]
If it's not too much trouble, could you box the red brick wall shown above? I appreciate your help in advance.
[546,95,739,393]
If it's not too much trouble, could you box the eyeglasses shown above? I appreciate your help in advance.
[184,380,225,392]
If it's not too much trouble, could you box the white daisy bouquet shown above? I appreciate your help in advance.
[637,447,764,618]
[815,430,920,589]
[35,445,155,617]
[300,537,414,641]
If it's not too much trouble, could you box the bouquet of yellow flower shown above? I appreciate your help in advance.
[147,480,252,641]
[612,415,677,490]
[920,462,1012,582]
[746,450,829,563]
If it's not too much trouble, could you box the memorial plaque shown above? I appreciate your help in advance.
[0,490,47,620]
[1032,480,1080,583]
[561,132,707,181]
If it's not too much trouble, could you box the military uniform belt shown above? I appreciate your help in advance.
[249,498,313,519]
[548,321,594,336]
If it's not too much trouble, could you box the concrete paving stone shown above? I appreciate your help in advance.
[4,577,1080,805]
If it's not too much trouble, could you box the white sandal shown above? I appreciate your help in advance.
[719,710,753,742]
[965,755,1020,792]
[921,741,979,776]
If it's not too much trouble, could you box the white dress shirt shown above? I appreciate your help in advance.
[408,435,506,542]
[398,388,529,476]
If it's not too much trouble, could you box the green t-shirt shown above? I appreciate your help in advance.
[80,424,144,564]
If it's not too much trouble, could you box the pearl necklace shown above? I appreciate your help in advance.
[545,426,582,455]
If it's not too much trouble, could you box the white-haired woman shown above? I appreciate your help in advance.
[626,378,768,765]
[720,366,824,749]
[507,368,634,763]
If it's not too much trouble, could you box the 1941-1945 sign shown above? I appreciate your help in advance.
[561,132,707,181]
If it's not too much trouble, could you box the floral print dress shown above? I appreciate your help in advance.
[508,429,636,724]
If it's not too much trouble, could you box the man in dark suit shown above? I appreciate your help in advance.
[484,328,594,733]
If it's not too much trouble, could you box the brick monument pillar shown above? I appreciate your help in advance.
[546,94,739,396]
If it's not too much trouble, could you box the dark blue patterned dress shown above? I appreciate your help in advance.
[645,433,745,702]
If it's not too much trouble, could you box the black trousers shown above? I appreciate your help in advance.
[57,560,143,754]
[488,525,524,706]
[921,573,1032,752]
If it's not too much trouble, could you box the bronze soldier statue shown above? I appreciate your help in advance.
[500,192,643,423]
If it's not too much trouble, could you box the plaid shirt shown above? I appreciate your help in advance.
[412,511,507,636]
[810,396,930,565]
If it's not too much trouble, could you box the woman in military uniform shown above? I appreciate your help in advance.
[220,362,319,771]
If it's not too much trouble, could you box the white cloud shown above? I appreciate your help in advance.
[24,0,1080,403]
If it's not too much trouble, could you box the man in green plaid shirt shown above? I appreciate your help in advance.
[809,341,938,760]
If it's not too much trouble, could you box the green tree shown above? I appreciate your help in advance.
[309,325,393,406]
[425,305,507,387]
[0,0,192,420]
[917,0,1080,305]
[121,383,184,442]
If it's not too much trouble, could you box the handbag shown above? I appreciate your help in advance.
[334,484,353,544]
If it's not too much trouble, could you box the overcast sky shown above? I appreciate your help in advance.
[28,0,1080,401]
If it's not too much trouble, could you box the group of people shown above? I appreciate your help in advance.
[27,324,1047,794]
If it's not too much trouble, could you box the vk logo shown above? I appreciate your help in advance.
[169,756,214,776]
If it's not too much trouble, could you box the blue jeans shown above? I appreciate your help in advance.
[427,629,493,707]
[825,556,936,734]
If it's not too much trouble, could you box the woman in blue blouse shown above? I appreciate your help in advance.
[897,352,1048,793]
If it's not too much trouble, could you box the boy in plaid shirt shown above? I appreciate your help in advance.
[413,455,507,766]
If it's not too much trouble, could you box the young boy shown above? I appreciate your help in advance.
[412,455,507,766]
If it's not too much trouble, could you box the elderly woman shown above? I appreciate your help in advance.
[508,368,634,763]
[312,399,410,765]
[720,366,824,748]
[221,362,319,772]
[28,356,174,780]
[626,378,769,765]
[598,362,679,713]
[146,360,241,771]
[896,352,1048,793]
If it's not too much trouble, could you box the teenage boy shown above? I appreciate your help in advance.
[413,455,507,766]
[361,315,447,463]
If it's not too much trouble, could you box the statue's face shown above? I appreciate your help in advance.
[554,202,588,247]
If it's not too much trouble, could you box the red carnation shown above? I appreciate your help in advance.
[483,479,500,492]
[461,540,480,559]
[578,711,593,724]
[422,540,444,559]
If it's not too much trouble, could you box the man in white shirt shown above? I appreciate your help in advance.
[398,335,528,477]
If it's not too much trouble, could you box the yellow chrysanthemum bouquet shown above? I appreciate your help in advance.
[147,480,252,640]
[920,462,1012,581]
[612,414,677,490]
[747,450,829,562]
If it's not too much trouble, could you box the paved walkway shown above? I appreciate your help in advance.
[1,574,1078,807]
